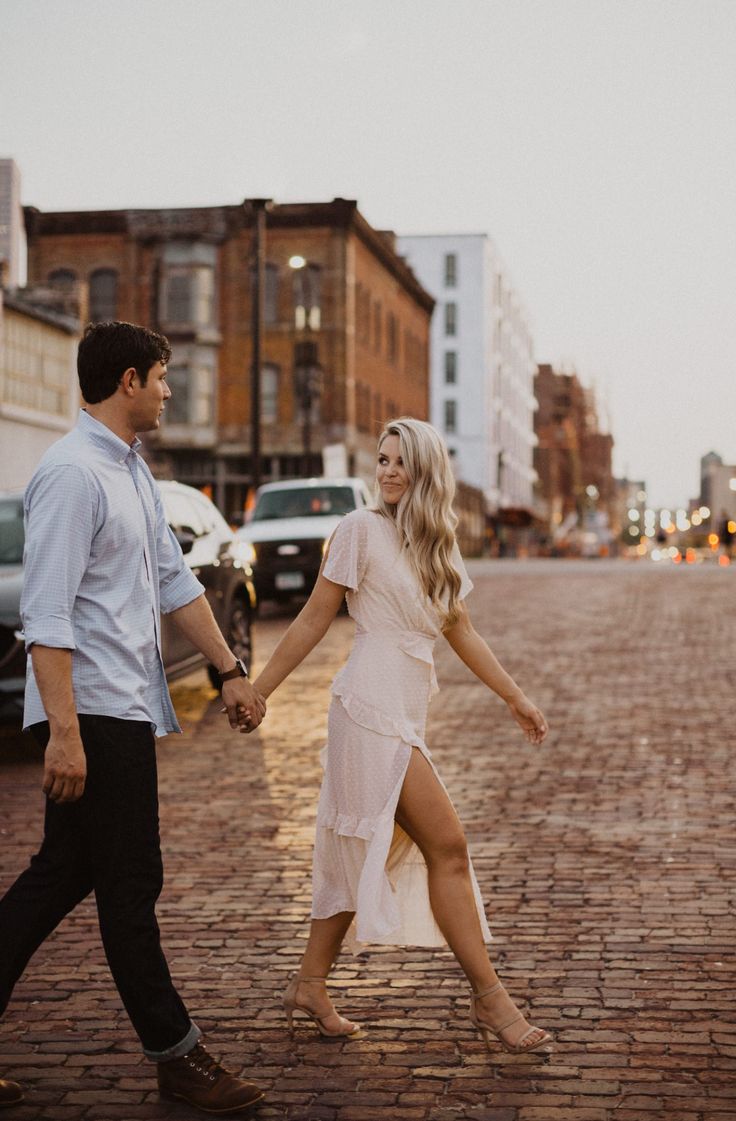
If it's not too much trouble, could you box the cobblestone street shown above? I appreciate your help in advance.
[1,559,734,1121]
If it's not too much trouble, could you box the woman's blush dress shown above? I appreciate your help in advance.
[312,507,492,948]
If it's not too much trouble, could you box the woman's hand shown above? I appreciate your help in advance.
[507,694,548,745]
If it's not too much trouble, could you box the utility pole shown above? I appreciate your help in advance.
[246,198,270,493]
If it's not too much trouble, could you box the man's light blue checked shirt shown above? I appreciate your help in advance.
[21,409,204,735]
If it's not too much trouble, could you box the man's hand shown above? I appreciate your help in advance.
[221,678,266,733]
[43,732,87,803]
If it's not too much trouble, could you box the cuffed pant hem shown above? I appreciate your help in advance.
[144,1020,201,1062]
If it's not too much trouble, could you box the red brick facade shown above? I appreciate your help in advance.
[25,200,433,518]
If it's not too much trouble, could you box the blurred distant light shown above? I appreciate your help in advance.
[719,554,731,566]
[628,526,639,536]
[288,255,306,269]
[691,511,702,526]
[729,521,736,534]
[729,478,736,491]
[685,548,696,564]
[636,542,648,556]
[651,549,662,561]
[708,533,719,548]
[586,485,599,498]
[699,506,710,518]
[660,509,671,527]
[636,490,647,502]
[645,527,655,537]
[628,508,640,520]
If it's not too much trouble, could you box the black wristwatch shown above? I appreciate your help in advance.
[219,657,248,682]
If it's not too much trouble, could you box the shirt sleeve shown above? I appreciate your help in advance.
[21,465,98,651]
[151,482,205,614]
[451,540,474,601]
[322,511,370,591]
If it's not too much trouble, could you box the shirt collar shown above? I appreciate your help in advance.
[77,409,142,460]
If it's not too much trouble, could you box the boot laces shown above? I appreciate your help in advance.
[185,1043,227,1082]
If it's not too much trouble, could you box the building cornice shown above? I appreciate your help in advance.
[23,197,435,313]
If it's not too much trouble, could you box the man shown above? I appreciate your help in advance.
[0,322,266,1113]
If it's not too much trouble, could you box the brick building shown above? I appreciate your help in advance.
[24,198,433,519]
[534,362,615,547]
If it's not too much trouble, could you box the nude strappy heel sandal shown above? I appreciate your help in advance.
[283,975,364,1039]
[470,982,552,1055]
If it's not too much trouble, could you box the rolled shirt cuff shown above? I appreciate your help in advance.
[159,570,205,615]
[22,615,76,653]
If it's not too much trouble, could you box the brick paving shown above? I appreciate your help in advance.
[1,559,734,1121]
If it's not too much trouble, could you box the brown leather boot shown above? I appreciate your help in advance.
[0,1079,23,1108]
[157,1042,263,1114]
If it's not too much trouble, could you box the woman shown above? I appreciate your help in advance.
[252,418,551,1055]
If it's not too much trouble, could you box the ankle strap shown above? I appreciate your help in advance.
[297,975,328,983]
[472,982,502,1001]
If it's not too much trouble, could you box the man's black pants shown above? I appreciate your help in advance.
[0,715,196,1058]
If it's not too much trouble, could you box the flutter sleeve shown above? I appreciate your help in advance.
[322,510,370,591]
[451,540,474,600]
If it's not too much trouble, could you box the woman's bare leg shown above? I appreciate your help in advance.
[289,911,358,1032]
[395,747,547,1048]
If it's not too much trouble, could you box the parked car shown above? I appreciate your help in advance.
[157,481,257,688]
[0,482,257,716]
[235,477,372,605]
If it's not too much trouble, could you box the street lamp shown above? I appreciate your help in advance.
[289,255,322,476]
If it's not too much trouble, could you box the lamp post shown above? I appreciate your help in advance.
[289,255,322,477]
[246,198,270,493]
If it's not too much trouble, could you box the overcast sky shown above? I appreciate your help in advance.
[2,0,735,508]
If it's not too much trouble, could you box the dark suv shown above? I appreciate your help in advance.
[0,483,257,716]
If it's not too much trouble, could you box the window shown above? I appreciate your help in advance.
[292,263,321,330]
[444,253,457,287]
[387,313,398,364]
[165,360,214,426]
[444,399,457,434]
[48,268,76,293]
[165,266,215,326]
[261,363,279,424]
[264,263,279,325]
[444,351,457,384]
[444,302,457,336]
[373,301,382,352]
[89,268,118,321]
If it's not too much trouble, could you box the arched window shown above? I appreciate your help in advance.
[48,268,77,293]
[89,268,118,321]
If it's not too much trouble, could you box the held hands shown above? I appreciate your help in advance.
[43,732,87,803]
[221,677,267,734]
[507,693,548,746]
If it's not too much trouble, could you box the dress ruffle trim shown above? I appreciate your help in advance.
[330,682,430,754]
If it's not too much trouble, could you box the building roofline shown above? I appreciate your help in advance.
[2,290,79,334]
[24,197,435,313]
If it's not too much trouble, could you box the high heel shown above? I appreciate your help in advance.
[283,975,364,1039]
[470,982,552,1055]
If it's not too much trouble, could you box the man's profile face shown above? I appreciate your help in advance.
[130,361,171,433]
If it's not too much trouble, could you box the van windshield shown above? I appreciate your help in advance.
[0,497,25,564]
[252,486,356,521]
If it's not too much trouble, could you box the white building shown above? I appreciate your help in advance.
[0,159,23,288]
[397,233,537,512]
[0,290,79,491]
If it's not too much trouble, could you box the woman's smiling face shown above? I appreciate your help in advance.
[376,434,410,505]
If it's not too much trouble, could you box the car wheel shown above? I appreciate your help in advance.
[207,594,254,691]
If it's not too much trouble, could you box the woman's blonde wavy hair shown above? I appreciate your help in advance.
[374,417,462,627]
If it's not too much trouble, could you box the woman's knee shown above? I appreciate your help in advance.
[422,830,470,873]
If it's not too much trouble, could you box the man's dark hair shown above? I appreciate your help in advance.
[77,321,172,404]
